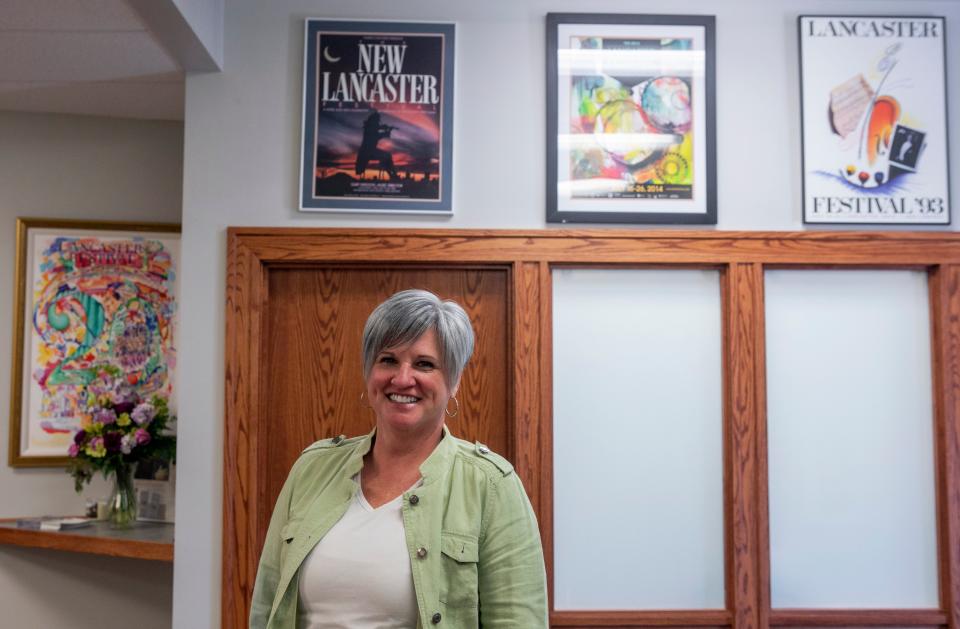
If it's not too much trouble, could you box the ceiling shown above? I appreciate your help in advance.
[0,0,185,120]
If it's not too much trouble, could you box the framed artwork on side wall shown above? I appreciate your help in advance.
[135,458,176,523]
[546,13,717,224]
[299,19,456,214]
[799,16,951,225]
[8,218,180,467]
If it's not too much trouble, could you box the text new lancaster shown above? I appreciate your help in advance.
[321,43,440,105]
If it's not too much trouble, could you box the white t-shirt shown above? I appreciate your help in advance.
[296,479,419,629]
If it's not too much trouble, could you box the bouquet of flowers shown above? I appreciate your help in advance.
[68,379,177,495]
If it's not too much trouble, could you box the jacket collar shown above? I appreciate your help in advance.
[346,424,455,486]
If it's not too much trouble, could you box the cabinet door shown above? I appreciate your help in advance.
[551,268,725,609]
[261,266,510,533]
[765,269,938,607]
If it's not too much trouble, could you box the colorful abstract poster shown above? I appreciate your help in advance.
[11,222,179,463]
[548,15,716,224]
[300,20,455,214]
[800,16,950,224]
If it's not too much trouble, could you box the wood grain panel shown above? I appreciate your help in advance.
[930,265,960,629]
[263,267,510,515]
[769,609,947,625]
[725,264,765,629]
[234,228,960,265]
[223,234,266,629]
[225,228,960,629]
[550,610,732,626]
[538,261,556,612]
[512,261,541,513]
[753,273,771,629]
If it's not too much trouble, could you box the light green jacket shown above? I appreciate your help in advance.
[249,427,548,628]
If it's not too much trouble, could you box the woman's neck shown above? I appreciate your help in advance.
[373,422,443,465]
[361,422,443,508]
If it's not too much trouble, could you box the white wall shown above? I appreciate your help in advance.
[0,111,183,628]
[174,0,960,626]
[175,0,225,68]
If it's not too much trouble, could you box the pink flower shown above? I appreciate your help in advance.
[68,443,80,457]
[135,428,151,446]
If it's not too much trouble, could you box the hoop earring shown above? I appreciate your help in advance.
[445,396,460,418]
[360,391,373,410]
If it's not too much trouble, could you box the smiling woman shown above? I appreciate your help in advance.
[249,289,548,629]
[364,329,453,463]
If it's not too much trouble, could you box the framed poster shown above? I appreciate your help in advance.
[300,19,455,214]
[799,16,950,225]
[135,458,176,523]
[547,13,716,224]
[8,218,180,467]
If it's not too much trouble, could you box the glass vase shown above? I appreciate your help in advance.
[108,463,137,529]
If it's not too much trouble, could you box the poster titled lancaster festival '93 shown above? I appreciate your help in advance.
[300,20,455,214]
[799,16,950,224]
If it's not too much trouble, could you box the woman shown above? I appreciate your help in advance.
[250,289,548,628]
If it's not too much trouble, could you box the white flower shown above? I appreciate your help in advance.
[131,402,157,426]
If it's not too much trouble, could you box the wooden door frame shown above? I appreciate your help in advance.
[224,228,960,629]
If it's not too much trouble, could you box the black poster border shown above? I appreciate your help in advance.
[299,19,455,214]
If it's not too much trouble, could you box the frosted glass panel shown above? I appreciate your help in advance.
[552,269,724,609]
[765,270,938,608]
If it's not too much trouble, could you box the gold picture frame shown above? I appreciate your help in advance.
[8,218,181,467]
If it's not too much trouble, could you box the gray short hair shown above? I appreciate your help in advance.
[362,289,475,385]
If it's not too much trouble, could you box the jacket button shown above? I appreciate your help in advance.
[417,547,428,558]
[431,612,442,624]
[409,494,419,505]
[478,446,490,454]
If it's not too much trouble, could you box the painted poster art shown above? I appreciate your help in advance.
[800,16,950,224]
[548,15,716,225]
[568,36,695,202]
[300,20,455,214]
[12,222,180,462]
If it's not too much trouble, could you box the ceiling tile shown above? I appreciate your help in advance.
[0,0,191,119]
[0,78,184,120]
[0,32,182,81]
[0,0,146,32]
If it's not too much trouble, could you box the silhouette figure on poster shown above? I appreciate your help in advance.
[355,109,397,180]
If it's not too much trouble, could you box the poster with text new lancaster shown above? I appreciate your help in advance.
[800,16,950,224]
[300,20,455,213]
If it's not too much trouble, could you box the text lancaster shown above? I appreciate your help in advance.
[321,42,439,105]
[812,196,946,215]
[806,19,940,38]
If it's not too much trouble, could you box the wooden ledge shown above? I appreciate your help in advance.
[0,518,173,562]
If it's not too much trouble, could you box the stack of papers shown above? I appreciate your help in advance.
[16,517,95,531]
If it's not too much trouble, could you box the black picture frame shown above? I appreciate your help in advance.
[546,13,717,224]
[299,19,455,214]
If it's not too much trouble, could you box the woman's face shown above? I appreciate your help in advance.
[366,327,457,436]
